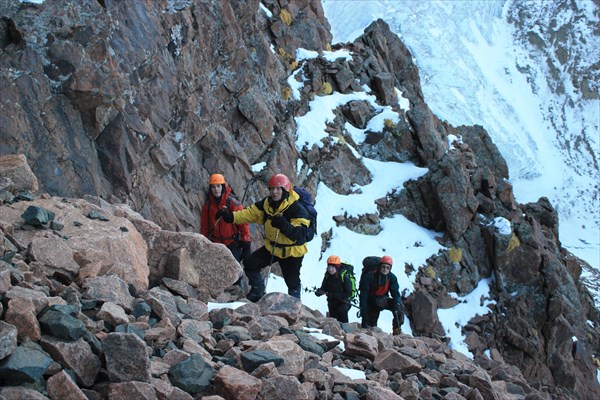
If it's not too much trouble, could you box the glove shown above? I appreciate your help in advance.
[270,215,288,230]
[240,241,252,261]
[216,209,234,223]
[315,289,326,297]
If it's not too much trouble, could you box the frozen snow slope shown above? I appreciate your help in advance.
[322,0,600,300]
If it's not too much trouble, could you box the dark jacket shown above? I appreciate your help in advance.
[319,269,352,302]
[359,270,401,311]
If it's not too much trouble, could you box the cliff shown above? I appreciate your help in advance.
[1,0,598,398]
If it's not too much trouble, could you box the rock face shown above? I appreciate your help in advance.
[0,0,331,231]
[1,0,599,399]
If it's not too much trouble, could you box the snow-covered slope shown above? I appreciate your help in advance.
[322,0,600,298]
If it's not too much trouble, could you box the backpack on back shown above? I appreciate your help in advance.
[339,262,357,301]
[293,186,318,242]
[359,256,381,290]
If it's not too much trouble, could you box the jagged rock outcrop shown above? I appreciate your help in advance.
[0,0,331,231]
[1,0,599,399]
[278,15,599,400]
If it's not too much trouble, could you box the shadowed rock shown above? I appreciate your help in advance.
[240,349,284,373]
[39,335,100,387]
[169,353,216,394]
[102,332,150,383]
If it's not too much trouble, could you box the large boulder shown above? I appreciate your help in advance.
[0,154,38,194]
[144,230,242,301]
[2,197,149,293]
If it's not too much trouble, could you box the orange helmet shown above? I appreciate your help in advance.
[268,173,291,191]
[209,174,226,185]
[380,255,393,266]
[327,255,341,265]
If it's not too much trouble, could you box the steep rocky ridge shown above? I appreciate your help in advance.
[1,0,599,399]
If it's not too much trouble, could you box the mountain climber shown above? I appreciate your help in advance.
[201,173,251,264]
[216,173,310,302]
[359,255,405,335]
[315,255,353,323]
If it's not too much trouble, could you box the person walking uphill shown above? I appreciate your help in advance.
[316,255,353,323]
[359,255,405,335]
[201,174,251,262]
[216,173,310,302]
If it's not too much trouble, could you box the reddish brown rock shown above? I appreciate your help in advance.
[214,365,262,400]
[0,154,38,193]
[46,370,88,400]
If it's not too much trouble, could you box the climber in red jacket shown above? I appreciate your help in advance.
[201,174,251,262]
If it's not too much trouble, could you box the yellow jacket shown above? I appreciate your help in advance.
[233,189,310,258]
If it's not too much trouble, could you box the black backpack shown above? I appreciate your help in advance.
[294,186,318,242]
[359,256,381,290]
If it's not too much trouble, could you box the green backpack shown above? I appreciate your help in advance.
[339,263,357,301]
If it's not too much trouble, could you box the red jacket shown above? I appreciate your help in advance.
[201,185,250,245]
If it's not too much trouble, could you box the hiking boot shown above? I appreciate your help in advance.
[288,286,301,300]
[246,289,264,303]
[392,327,401,336]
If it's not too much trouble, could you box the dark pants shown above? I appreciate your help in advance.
[327,299,351,323]
[364,296,404,329]
[227,243,242,262]
[243,246,303,298]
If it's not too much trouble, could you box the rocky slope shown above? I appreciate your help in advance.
[0,162,578,399]
[1,0,599,399]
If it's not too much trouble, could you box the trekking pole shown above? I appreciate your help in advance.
[241,176,259,204]
[264,229,279,291]
[305,286,361,309]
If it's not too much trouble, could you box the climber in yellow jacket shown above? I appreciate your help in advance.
[217,173,310,302]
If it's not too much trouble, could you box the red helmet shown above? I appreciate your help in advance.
[327,255,341,265]
[380,255,393,267]
[268,174,291,191]
[209,174,225,185]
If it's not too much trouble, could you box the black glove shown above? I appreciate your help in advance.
[239,241,252,261]
[394,303,405,325]
[270,215,289,230]
[315,289,326,297]
[216,209,233,223]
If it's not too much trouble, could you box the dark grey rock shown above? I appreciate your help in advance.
[38,307,87,341]
[0,345,52,383]
[169,353,215,394]
[131,299,152,318]
[49,220,64,231]
[86,210,109,221]
[294,330,325,356]
[21,206,54,227]
[240,349,284,373]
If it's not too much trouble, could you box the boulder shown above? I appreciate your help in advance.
[0,154,38,193]
[102,333,150,383]
[214,365,262,400]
